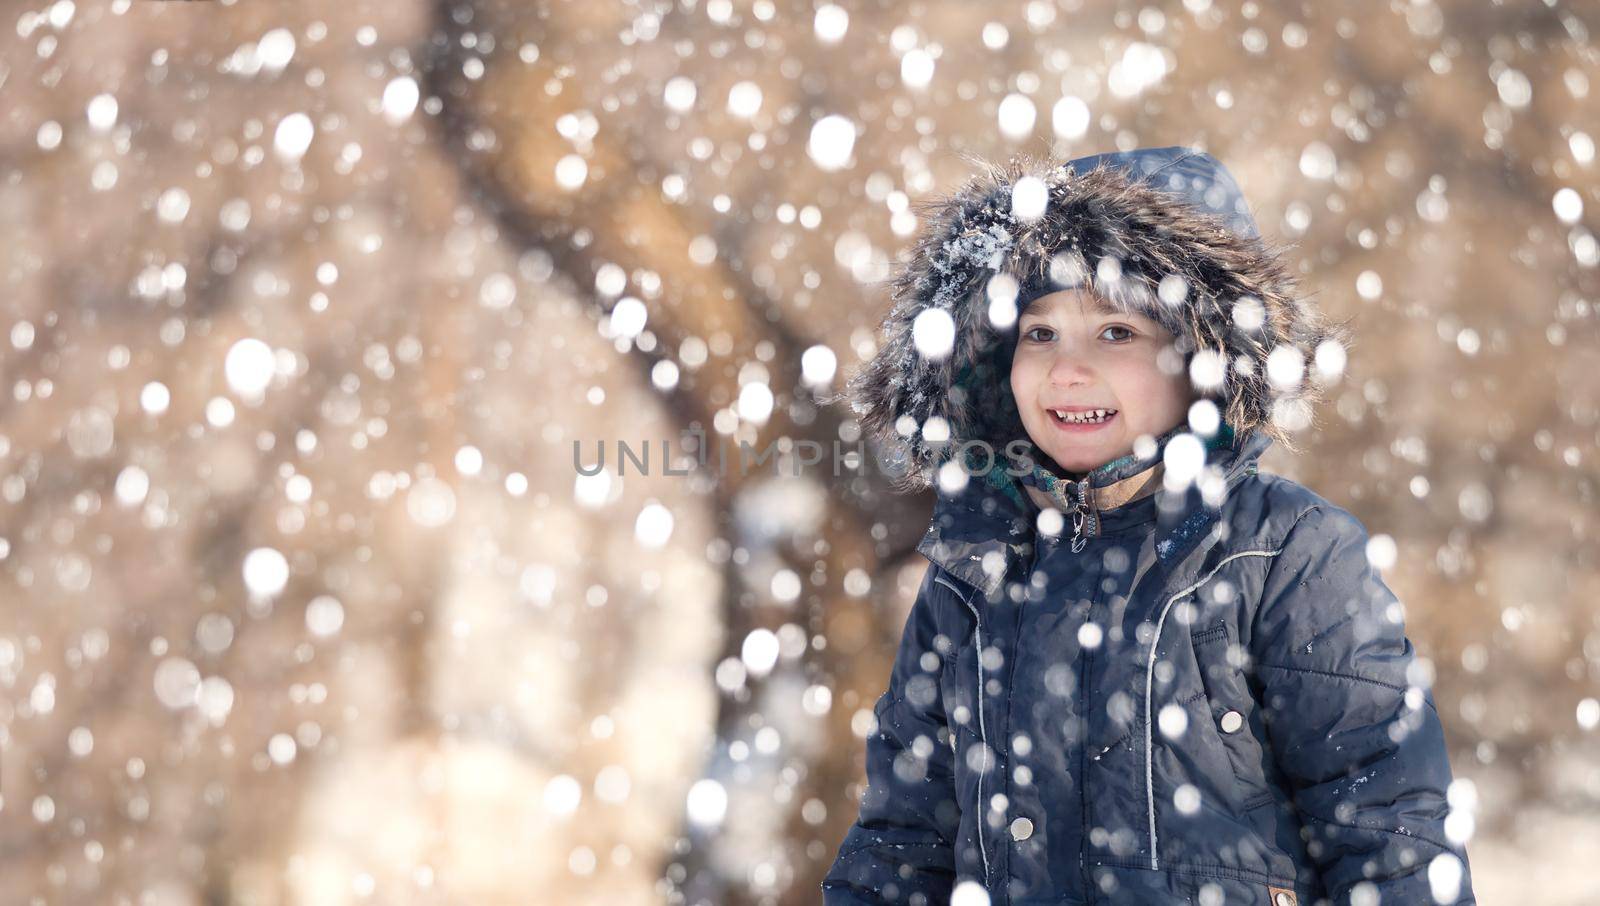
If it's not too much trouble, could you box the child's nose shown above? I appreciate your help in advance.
[1048,352,1097,384]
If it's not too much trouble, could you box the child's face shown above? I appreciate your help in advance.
[1009,289,1193,475]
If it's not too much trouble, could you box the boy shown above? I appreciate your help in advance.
[824,147,1476,905]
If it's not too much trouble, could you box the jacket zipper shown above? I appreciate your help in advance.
[1075,541,1097,897]
[1077,634,1091,893]
[1055,477,1101,553]
[1041,499,1098,892]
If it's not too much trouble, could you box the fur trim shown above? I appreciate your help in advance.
[847,148,1350,490]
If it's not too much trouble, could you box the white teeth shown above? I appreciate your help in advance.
[1052,408,1116,423]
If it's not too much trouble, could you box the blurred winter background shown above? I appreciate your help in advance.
[1,0,1596,903]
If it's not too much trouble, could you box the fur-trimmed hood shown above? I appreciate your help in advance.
[848,146,1348,495]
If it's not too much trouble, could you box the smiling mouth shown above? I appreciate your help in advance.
[1049,408,1118,425]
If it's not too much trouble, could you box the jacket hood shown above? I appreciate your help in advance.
[847,146,1348,509]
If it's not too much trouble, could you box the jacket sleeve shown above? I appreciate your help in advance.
[822,563,961,905]
[1249,504,1476,905]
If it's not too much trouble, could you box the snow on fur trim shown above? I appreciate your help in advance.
[847,148,1351,490]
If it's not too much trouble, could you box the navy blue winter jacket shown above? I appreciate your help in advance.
[823,428,1476,905]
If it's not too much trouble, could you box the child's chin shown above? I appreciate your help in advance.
[1040,438,1132,474]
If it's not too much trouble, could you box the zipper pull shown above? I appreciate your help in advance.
[1065,478,1099,552]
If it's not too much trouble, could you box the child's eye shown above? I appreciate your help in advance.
[1100,325,1135,342]
[1022,325,1055,342]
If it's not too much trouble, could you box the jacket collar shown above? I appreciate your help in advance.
[1020,465,1159,521]
[1017,421,1236,552]
[917,427,1273,601]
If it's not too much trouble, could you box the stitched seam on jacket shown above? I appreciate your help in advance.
[1253,662,1441,715]
[875,694,959,763]
[933,573,991,883]
[1097,689,1206,760]
[835,839,954,860]
[1094,731,1132,758]
[881,569,962,716]
[1242,790,1276,811]
[1090,854,1300,887]
[1144,150,1202,180]
[1296,809,1457,855]
[872,695,959,789]
[1247,505,1321,643]
[1145,547,1284,871]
